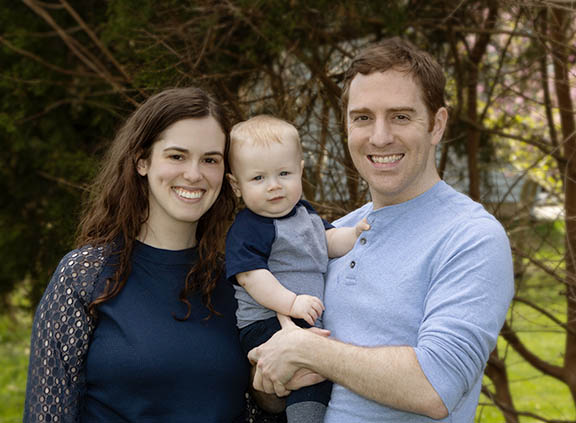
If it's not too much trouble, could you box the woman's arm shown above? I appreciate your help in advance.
[24,247,103,423]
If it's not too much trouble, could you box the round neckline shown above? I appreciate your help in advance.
[133,240,198,265]
[368,181,445,217]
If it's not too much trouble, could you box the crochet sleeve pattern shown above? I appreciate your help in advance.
[24,246,106,423]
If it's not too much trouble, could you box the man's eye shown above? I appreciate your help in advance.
[394,114,410,121]
[353,115,369,121]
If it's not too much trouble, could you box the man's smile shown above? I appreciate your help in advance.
[369,154,404,164]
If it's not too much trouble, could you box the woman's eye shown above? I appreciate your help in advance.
[204,157,218,164]
[170,154,184,161]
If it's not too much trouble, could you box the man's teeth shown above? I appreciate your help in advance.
[371,154,403,164]
[174,188,202,199]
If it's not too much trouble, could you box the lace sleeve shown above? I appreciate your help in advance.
[24,246,106,423]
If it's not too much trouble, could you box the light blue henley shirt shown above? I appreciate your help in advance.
[323,181,514,422]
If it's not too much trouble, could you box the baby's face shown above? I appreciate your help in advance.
[229,140,303,218]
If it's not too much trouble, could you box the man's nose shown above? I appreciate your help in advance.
[369,118,394,146]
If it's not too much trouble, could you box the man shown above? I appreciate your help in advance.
[248,37,514,422]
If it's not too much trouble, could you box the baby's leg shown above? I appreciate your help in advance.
[285,380,332,423]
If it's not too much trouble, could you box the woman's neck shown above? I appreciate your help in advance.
[137,221,198,250]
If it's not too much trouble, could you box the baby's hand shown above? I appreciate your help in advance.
[289,295,325,325]
[355,217,371,237]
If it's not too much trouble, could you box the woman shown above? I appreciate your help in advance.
[23,87,279,422]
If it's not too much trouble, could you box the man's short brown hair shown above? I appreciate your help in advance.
[341,37,446,128]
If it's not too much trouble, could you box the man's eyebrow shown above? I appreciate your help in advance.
[348,107,372,115]
[348,106,417,115]
[388,107,417,113]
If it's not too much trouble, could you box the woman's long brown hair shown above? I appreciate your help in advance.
[76,87,236,318]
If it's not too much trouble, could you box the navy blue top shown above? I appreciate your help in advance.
[80,242,250,422]
[81,242,250,422]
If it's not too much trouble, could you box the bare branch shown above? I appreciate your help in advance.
[500,321,566,381]
[22,0,139,106]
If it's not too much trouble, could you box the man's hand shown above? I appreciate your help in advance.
[248,314,330,396]
[289,295,324,325]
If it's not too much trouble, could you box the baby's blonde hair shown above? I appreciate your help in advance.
[229,115,302,170]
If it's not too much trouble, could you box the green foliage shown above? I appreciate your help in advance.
[0,312,31,422]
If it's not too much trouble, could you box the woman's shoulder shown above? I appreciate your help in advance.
[57,245,108,277]
[48,244,109,301]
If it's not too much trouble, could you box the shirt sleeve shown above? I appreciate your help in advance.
[300,199,334,230]
[225,210,277,284]
[414,216,514,412]
[24,247,104,423]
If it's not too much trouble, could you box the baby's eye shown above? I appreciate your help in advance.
[279,171,290,176]
[253,175,263,181]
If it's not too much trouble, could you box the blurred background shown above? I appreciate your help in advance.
[1,0,575,421]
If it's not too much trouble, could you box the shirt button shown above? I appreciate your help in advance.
[350,261,356,268]
[359,238,367,245]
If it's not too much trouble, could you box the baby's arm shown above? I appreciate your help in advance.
[325,217,370,258]
[236,269,324,325]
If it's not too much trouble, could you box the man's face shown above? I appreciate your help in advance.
[346,70,447,209]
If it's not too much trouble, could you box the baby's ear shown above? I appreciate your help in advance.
[226,173,242,198]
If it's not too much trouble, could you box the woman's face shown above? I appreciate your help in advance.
[137,116,226,239]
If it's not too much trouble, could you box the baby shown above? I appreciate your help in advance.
[225,115,368,422]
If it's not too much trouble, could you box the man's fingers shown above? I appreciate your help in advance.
[260,367,276,394]
[273,382,291,397]
[307,326,331,337]
[285,370,326,390]
[252,364,264,391]
[277,313,297,329]
[247,345,260,365]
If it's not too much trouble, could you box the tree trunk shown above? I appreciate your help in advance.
[465,0,498,201]
[485,347,519,423]
[550,4,576,400]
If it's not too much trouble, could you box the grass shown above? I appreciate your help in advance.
[476,303,573,422]
[476,219,575,422]
[0,311,30,423]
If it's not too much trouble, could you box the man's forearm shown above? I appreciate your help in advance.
[288,330,448,419]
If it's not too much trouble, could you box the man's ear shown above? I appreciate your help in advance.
[136,158,149,176]
[227,173,242,198]
[431,107,448,146]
